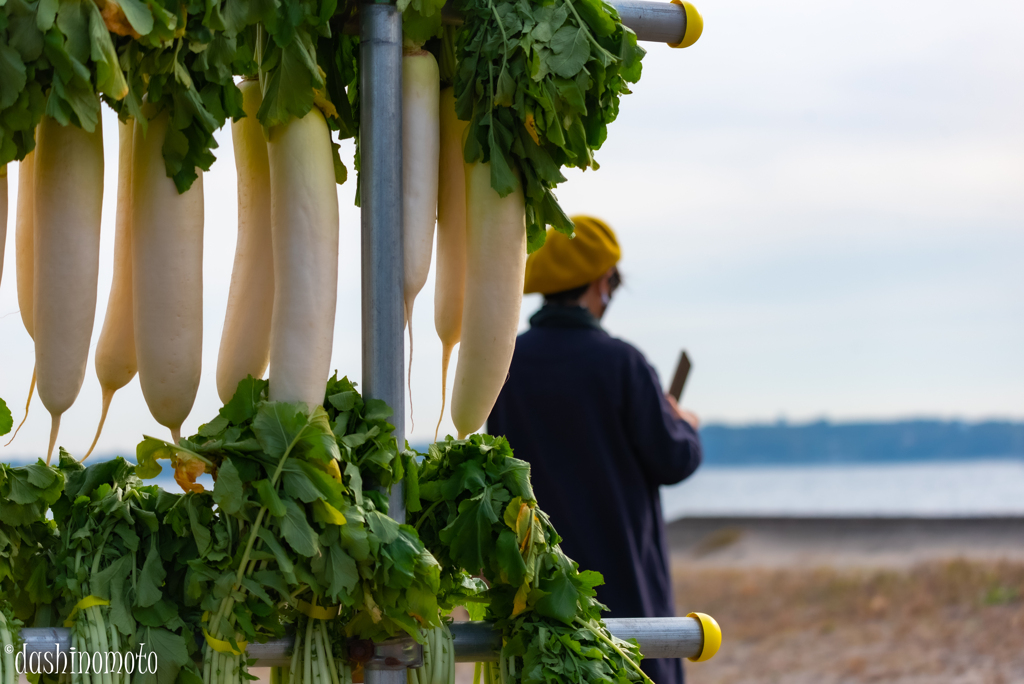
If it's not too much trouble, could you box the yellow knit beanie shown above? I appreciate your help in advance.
[523,216,621,295]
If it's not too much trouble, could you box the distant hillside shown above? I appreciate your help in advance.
[7,421,1024,468]
[699,420,1024,466]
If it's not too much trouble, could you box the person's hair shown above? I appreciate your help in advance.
[543,283,590,305]
[608,267,622,293]
[543,267,623,305]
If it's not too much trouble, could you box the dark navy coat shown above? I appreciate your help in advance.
[487,305,703,684]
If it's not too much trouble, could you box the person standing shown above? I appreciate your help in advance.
[487,216,703,684]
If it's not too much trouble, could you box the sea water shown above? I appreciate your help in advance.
[660,458,1024,519]
[12,455,1024,519]
[151,458,1024,518]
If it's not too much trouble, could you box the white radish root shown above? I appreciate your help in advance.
[450,162,527,439]
[6,150,37,447]
[217,80,274,404]
[402,48,441,430]
[433,87,468,440]
[33,115,104,464]
[15,149,35,340]
[132,112,204,444]
[266,107,339,408]
[85,119,138,461]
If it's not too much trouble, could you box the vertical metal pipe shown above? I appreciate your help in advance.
[359,1,407,524]
[360,9,417,683]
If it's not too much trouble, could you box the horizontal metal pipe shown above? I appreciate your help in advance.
[450,618,704,661]
[19,627,71,659]
[604,617,705,659]
[444,0,687,44]
[609,0,687,45]
[18,617,705,667]
[347,0,689,45]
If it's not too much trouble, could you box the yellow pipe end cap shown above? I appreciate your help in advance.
[669,0,703,48]
[686,612,722,662]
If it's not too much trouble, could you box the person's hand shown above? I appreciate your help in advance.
[665,394,700,430]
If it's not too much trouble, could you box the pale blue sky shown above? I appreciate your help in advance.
[1,0,1021,458]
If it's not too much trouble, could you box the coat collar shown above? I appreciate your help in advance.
[529,304,603,330]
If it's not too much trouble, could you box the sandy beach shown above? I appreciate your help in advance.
[669,517,1024,684]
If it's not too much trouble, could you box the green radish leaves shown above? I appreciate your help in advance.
[452,0,645,250]
[211,457,244,514]
[398,0,446,47]
[1,458,64,521]
[133,626,192,684]
[254,401,341,464]
[258,31,324,129]
[0,457,64,625]
[548,25,592,78]
[49,456,204,684]
[409,435,647,683]
[221,375,269,425]
[3,0,643,197]
[281,497,321,556]
[324,373,405,488]
[0,0,53,163]
[82,0,128,100]
[103,0,249,192]
[0,0,129,163]
[139,374,442,648]
[1,384,644,680]
[0,398,12,437]
[252,0,359,186]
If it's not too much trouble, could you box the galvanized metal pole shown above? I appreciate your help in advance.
[359,0,407,525]
[360,5,414,684]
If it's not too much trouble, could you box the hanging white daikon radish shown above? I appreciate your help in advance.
[6,150,37,446]
[266,107,339,407]
[450,162,527,438]
[216,80,274,404]
[433,87,468,439]
[15,150,35,340]
[402,47,441,428]
[132,111,204,444]
[84,119,138,461]
[33,115,104,464]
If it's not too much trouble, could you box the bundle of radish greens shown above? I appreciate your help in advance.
[0,379,652,684]
[412,435,651,684]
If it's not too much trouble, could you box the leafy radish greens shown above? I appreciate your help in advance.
[136,375,441,684]
[0,384,659,684]
[451,0,645,249]
[410,435,652,684]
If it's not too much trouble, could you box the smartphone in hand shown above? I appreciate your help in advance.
[668,350,691,402]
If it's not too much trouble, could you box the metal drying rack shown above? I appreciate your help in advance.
[20,2,716,679]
